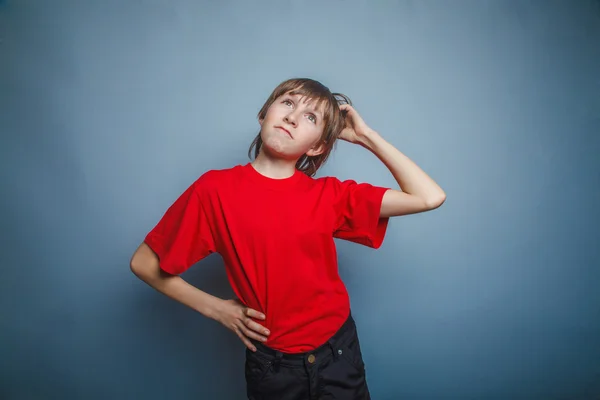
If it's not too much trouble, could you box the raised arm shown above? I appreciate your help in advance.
[338,104,446,218]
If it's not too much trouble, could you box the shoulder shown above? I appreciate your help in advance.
[190,164,243,194]
[301,175,360,200]
[309,174,389,201]
[310,175,356,191]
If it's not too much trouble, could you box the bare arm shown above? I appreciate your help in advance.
[361,131,446,217]
[339,104,446,218]
[130,242,223,319]
[129,242,270,351]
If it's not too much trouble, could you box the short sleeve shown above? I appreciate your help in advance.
[332,179,390,249]
[144,180,216,275]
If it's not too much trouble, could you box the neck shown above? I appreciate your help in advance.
[251,150,298,179]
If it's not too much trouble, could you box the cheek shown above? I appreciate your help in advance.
[267,105,285,119]
[305,125,324,143]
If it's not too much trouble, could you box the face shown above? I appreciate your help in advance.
[258,92,326,161]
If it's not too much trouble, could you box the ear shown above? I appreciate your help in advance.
[306,140,327,157]
[258,117,264,126]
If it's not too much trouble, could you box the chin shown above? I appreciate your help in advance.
[261,139,301,160]
[261,134,286,154]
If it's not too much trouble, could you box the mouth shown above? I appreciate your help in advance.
[276,126,292,138]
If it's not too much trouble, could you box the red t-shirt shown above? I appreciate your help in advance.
[144,163,389,353]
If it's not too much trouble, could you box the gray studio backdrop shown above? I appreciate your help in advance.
[1,1,599,399]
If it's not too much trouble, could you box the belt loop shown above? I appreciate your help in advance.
[273,351,283,372]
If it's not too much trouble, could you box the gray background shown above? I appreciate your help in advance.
[1,1,599,399]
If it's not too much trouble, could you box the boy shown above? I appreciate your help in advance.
[130,78,445,399]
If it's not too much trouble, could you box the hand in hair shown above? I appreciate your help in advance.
[338,104,375,144]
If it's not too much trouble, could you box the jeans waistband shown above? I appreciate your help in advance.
[249,312,356,368]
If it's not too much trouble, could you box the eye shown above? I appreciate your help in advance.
[307,114,317,123]
[283,99,293,107]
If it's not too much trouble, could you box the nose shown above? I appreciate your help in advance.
[284,111,298,127]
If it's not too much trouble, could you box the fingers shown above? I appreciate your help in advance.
[234,320,268,352]
[339,104,354,113]
[223,301,270,352]
[240,323,269,343]
[241,310,270,339]
[238,307,270,349]
[243,307,266,320]
[234,326,256,352]
[243,316,270,335]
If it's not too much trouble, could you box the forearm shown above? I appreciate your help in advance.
[130,243,223,320]
[143,271,223,320]
[360,130,446,204]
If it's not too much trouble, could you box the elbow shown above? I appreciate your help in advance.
[130,257,159,283]
[130,254,147,279]
[130,242,159,280]
[425,192,446,210]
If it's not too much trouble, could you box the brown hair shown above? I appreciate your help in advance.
[248,78,351,177]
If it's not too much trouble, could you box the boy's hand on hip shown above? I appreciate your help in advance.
[214,298,270,352]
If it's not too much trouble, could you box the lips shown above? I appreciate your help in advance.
[276,126,292,138]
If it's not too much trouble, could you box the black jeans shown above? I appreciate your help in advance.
[245,312,371,400]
